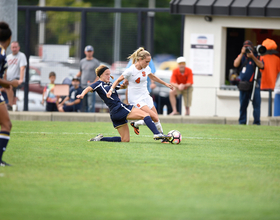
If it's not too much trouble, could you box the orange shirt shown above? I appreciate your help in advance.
[260,55,280,90]
[170,67,193,85]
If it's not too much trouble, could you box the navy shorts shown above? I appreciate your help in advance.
[63,105,78,112]
[110,103,133,128]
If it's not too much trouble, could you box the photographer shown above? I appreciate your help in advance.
[233,40,264,125]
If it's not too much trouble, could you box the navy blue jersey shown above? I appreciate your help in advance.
[90,80,122,112]
[69,86,83,110]
[90,80,133,128]
[0,46,8,79]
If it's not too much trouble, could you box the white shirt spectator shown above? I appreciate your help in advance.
[6,51,27,81]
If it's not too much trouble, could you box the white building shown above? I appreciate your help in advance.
[170,0,280,117]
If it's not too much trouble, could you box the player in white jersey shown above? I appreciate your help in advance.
[108,47,173,135]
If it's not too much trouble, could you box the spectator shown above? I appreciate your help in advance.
[41,71,58,112]
[58,77,82,112]
[260,38,280,90]
[259,38,280,117]
[76,45,100,112]
[233,40,264,125]
[169,56,193,116]
[5,41,27,110]
[274,74,280,116]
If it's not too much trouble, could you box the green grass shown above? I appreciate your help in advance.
[1,121,280,220]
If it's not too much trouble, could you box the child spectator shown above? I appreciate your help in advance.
[42,71,58,111]
[58,77,82,112]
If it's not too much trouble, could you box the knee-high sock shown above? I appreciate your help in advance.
[143,116,160,135]
[100,136,121,142]
[134,120,146,127]
[155,120,163,133]
[0,131,10,161]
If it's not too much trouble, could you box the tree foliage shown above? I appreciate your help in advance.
[18,0,181,61]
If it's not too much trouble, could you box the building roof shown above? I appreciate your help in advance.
[170,0,280,18]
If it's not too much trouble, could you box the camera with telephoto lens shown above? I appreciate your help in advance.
[255,45,266,55]
[245,45,266,55]
[245,46,252,54]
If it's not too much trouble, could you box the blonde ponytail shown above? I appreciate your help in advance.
[127,47,151,64]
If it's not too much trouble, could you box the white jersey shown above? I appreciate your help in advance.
[6,51,27,81]
[122,64,152,103]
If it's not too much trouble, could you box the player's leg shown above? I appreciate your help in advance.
[127,108,171,140]
[135,96,158,123]
[117,124,130,142]
[0,103,12,166]
[150,106,163,133]
[132,105,157,129]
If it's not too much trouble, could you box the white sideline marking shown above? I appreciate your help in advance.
[12,131,279,142]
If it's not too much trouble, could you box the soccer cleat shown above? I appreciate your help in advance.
[153,133,172,141]
[0,161,11,167]
[88,134,104,142]
[130,121,140,135]
[161,138,170,144]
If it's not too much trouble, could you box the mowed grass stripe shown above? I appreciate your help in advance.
[0,121,279,220]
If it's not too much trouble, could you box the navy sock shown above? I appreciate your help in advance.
[143,116,160,135]
[0,131,10,162]
[100,136,122,142]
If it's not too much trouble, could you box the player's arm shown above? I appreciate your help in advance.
[76,86,93,99]
[0,72,19,88]
[107,75,125,98]
[120,84,127,89]
[149,74,173,90]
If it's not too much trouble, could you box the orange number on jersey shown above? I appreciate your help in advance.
[142,71,146,77]
[135,77,140,84]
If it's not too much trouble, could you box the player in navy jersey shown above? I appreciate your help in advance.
[77,65,172,142]
[0,22,19,166]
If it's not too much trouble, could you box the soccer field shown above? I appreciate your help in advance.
[1,121,280,220]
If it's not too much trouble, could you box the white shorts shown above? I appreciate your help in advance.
[129,95,154,109]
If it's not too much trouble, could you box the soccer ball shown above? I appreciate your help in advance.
[168,130,182,144]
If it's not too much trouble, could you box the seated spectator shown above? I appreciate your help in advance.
[58,77,83,112]
[169,56,193,115]
[41,71,58,112]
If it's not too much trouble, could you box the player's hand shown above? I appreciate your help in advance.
[41,100,44,106]
[123,79,129,86]
[11,80,19,88]
[76,94,84,99]
[166,83,174,90]
[107,90,112,98]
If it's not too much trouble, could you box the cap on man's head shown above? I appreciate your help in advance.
[243,40,254,49]
[85,45,94,52]
[177,56,186,64]
[72,76,80,81]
